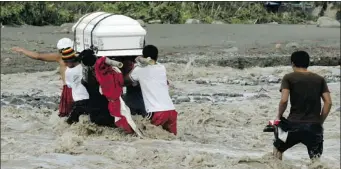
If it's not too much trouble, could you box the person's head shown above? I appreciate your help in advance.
[61,47,80,68]
[142,45,158,61]
[80,49,97,67]
[57,38,74,53]
[291,51,310,69]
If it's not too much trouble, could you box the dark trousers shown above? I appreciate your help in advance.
[66,98,116,127]
[123,86,147,116]
[89,95,116,127]
[66,99,90,124]
[81,79,116,127]
[273,119,324,159]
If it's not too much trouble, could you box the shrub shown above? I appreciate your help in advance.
[0,1,320,25]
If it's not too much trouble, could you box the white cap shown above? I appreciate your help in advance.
[57,38,74,50]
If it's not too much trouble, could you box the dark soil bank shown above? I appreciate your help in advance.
[1,24,340,74]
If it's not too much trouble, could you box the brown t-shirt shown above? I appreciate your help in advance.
[280,72,330,123]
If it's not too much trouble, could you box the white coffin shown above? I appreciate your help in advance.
[72,12,146,57]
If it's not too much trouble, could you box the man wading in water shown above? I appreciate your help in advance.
[82,50,143,136]
[116,56,147,116]
[62,47,91,124]
[125,45,178,135]
[79,49,116,127]
[12,38,74,117]
[273,51,332,161]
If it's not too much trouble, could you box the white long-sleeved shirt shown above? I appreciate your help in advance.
[65,64,89,101]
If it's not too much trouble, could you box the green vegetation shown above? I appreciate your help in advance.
[0,1,328,26]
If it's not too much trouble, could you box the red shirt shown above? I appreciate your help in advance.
[94,57,124,116]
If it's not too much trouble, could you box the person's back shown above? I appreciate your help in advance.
[273,51,332,161]
[283,72,329,123]
[127,45,178,135]
[132,64,175,113]
[120,57,147,116]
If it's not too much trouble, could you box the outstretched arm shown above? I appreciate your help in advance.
[12,47,60,62]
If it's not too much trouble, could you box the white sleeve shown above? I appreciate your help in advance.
[129,66,141,82]
[73,74,82,86]
[65,70,72,88]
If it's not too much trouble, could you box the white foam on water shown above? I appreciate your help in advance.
[1,65,340,169]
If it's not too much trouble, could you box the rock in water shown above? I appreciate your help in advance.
[176,96,190,103]
[275,44,281,49]
[45,102,59,110]
[9,97,25,105]
[1,101,7,106]
[268,75,281,83]
[317,17,340,28]
[185,19,201,24]
[4,58,11,62]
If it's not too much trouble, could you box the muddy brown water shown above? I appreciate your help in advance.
[1,24,340,169]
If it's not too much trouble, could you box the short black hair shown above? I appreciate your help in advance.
[142,45,158,61]
[80,49,97,66]
[291,51,310,68]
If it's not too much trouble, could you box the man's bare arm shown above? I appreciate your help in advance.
[277,89,289,120]
[12,47,60,62]
[321,92,332,124]
[124,74,133,86]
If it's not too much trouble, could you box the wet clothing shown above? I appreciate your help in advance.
[147,110,178,135]
[58,85,73,117]
[94,57,133,133]
[66,99,90,124]
[81,66,115,127]
[65,64,89,101]
[274,72,330,159]
[65,64,91,124]
[88,94,116,127]
[121,59,146,116]
[273,119,324,159]
[124,85,146,116]
[130,63,175,113]
[108,100,134,134]
[129,63,177,135]
[280,72,330,123]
